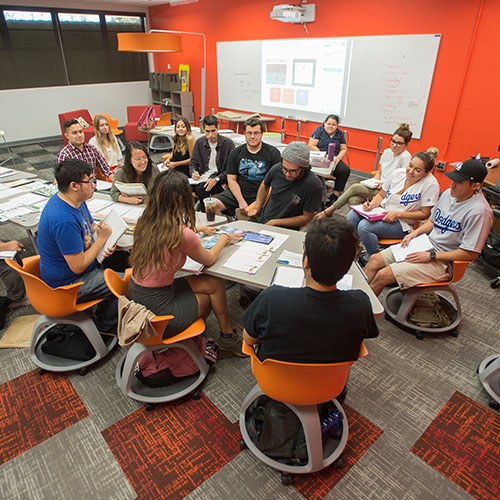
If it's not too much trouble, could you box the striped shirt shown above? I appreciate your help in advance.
[57,142,112,179]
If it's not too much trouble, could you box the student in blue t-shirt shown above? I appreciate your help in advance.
[37,158,119,332]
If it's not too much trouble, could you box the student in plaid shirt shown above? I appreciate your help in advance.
[58,119,114,181]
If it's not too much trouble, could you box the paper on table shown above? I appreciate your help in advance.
[87,198,114,214]
[114,181,147,196]
[0,187,24,199]
[350,204,387,221]
[223,241,273,274]
[390,234,433,262]
[181,256,204,275]
[96,180,112,191]
[360,178,382,189]
[3,206,36,219]
[15,193,47,206]
[337,273,353,291]
[276,250,303,267]
[272,266,304,288]
[259,230,289,252]
[122,206,145,222]
[93,202,135,219]
[95,209,128,264]
[0,200,20,212]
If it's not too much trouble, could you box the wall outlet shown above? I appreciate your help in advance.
[168,64,171,70]
[436,161,447,171]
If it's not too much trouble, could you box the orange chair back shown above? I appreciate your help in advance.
[94,113,121,135]
[242,342,368,406]
[103,268,174,340]
[6,256,102,317]
[157,112,172,126]
[416,260,470,288]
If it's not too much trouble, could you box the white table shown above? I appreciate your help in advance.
[204,220,384,316]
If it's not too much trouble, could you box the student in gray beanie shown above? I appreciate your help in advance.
[246,141,323,230]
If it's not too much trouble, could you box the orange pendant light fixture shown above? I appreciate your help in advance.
[117,32,182,53]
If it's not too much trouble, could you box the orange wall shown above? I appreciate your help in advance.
[149,0,500,187]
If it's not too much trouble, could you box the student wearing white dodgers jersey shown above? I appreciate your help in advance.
[346,149,440,256]
[365,160,493,296]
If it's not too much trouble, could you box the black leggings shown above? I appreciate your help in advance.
[332,160,351,192]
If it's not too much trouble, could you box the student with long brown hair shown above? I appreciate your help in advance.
[128,169,244,356]
[163,117,196,177]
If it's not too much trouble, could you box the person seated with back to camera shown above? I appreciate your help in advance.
[308,114,351,201]
[246,141,323,230]
[365,159,494,296]
[0,240,28,308]
[128,169,246,357]
[37,158,123,333]
[89,114,123,169]
[162,117,196,177]
[58,118,114,182]
[110,142,160,205]
[346,148,440,261]
[317,124,413,218]
[214,117,281,217]
[189,114,235,208]
[242,216,379,366]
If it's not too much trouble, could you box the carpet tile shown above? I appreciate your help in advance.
[293,404,383,500]
[102,393,241,500]
[0,369,89,465]
[411,391,500,500]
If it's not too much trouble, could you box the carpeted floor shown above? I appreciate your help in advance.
[0,138,499,499]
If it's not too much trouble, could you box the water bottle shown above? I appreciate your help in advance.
[321,409,343,436]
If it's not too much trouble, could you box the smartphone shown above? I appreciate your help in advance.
[243,232,274,245]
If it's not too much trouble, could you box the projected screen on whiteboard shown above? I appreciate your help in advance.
[217,34,441,138]
[260,38,350,116]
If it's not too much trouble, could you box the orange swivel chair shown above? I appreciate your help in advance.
[384,260,471,339]
[6,256,117,375]
[239,341,368,484]
[104,269,209,408]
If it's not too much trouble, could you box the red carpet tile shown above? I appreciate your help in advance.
[0,369,89,465]
[411,391,500,500]
[102,393,240,500]
[293,404,383,500]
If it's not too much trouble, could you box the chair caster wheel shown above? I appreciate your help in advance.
[489,399,499,410]
[281,472,293,486]
[333,457,343,469]
[450,329,458,338]
[79,367,89,376]
[490,277,500,288]
[239,296,250,308]
[38,367,46,375]
[415,332,424,341]
[145,403,155,411]
[476,364,480,374]
[239,438,248,451]
[192,390,201,400]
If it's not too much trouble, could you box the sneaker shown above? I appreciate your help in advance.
[358,252,369,268]
[218,330,248,358]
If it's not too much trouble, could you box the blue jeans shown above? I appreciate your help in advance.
[346,210,407,256]
[71,267,123,332]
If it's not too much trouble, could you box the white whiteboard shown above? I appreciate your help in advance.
[217,34,441,139]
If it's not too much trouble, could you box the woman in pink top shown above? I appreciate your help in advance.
[128,170,244,357]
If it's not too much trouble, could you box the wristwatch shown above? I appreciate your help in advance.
[429,250,436,261]
[215,176,220,182]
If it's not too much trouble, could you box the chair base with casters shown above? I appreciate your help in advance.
[239,385,348,481]
[104,268,210,408]
[239,341,368,484]
[149,134,173,152]
[477,354,500,410]
[384,285,460,339]
[32,312,117,375]
[115,320,209,407]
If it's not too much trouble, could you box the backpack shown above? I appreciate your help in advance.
[408,291,455,328]
[137,106,156,132]
[481,230,500,271]
[136,337,218,388]
[245,395,308,464]
[41,324,96,361]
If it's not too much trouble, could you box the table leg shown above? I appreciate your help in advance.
[26,228,38,253]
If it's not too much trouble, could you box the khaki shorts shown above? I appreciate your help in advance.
[380,248,451,289]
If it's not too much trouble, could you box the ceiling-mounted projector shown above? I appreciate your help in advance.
[270,4,315,23]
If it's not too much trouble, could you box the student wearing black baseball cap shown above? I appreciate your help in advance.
[365,159,493,296]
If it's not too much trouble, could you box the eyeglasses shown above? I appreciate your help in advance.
[77,180,96,185]
[391,139,405,146]
[281,164,301,176]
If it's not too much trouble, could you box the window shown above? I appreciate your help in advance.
[0,8,147,90]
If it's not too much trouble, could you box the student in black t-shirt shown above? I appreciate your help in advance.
[214,117,281,216]
[243,216,379,363]
[247,141,323,230]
